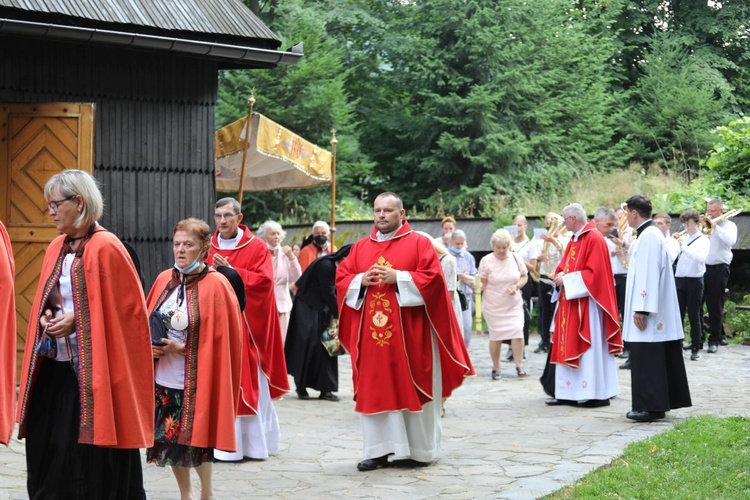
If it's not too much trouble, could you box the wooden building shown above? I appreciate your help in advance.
[0,0,300,367]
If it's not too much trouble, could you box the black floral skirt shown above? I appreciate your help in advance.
[146,384,213,467]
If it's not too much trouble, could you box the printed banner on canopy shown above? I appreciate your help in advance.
[215,113,332,192]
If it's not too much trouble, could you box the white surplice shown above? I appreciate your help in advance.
[623,226,684,343]
[554,298,619,401]
[214,365,280,460]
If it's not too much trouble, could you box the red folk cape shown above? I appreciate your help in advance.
[17,228,154,448]
[208,225,289,416]
[336,221,475,414]
[551,221,622,368]
[0,222,15,446]
[147,268,243,450]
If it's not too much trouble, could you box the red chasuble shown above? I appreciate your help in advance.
[208,225,290,417]
[551,221,622,368]
[336,221,475,414]
[17,228,154,448]
[147,269,242,450]
[0,222,15,446]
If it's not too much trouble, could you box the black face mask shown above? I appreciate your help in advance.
[313,235,328,248]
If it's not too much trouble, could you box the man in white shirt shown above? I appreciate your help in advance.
[653,213,680,265]
[622,195,691,422]
[673,210,710,360]
[703,199,738,353]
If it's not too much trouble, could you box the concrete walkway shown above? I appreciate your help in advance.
[1,333,748,499]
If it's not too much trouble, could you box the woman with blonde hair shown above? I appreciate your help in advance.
[478,229,528,380]
[17,169,153,498]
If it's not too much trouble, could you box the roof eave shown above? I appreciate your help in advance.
[0,18,302,67]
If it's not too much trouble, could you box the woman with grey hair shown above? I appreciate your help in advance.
[17,169,154,498]
[478,229,528,379]
[258,220,302,343]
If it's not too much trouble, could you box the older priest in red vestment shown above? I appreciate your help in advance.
[207,197,289,461]
[336,192,475,472]
[548,203,622,408]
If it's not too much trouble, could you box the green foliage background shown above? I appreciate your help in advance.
[220,0,750,226]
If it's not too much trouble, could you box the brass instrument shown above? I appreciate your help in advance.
[531,213,564,282]
[614,202,630,269]
[700,208,742,235]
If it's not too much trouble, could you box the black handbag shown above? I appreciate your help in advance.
[149,311,168,346]
[457,290,469,311]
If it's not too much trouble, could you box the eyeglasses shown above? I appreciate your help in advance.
[563,215,575,221]
[213,213,237,221]
[47,196,76,212]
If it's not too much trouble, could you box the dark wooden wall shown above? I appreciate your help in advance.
[0,35,219,287]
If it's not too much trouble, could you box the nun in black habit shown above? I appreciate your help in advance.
[285,244,352,401]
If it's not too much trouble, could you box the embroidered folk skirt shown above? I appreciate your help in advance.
[26,359,145,499]
[146,384,213,467]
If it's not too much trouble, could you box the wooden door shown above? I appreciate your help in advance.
[0,103,94,374]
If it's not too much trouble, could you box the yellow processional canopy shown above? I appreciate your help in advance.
[215,112,332,192]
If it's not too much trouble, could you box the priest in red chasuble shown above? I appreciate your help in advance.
[207,197,289,461]
[547,203,622,408]
[336,192,475,472]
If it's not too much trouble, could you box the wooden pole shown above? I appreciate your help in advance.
[330,129,338,231]
[237,93,256,206]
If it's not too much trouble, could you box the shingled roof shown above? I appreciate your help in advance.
[0,0,301,67]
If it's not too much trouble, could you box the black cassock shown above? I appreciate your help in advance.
[285,245,352,395]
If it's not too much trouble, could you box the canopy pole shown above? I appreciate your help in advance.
[330,129,338,231]
[237,93,256,206]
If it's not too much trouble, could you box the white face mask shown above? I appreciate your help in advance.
[267,242,280,251]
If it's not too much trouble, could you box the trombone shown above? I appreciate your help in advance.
[699,208,742,235]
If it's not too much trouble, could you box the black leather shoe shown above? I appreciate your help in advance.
[319,392,340,402]
[545,398,577,406]
[297,390,310,400]
[533,344,549,354]
[617,350,630,359]
[719,338,729,346]
[578,399,610,408]
[626,410,665,422]
[391,458,431,468]
[619,359,631,370]
[682,342,694,351]
[357,454,390,471]
[708,345,718,353]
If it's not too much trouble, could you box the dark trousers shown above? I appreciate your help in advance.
[521,279,532,345]
[536,279,554,347]
[614,274,628,352]
[704,263,730,345]
[675,276,704,349]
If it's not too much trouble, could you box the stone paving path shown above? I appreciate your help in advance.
[1,333,748,499]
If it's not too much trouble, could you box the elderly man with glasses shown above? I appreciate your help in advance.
[208,197,289,461]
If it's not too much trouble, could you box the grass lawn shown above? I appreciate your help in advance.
[544,415,750,499]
